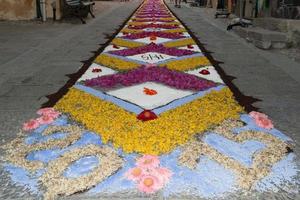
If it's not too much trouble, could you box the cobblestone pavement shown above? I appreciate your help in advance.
[0,1,299,199]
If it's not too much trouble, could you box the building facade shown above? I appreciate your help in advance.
[0,0,62,20]
[226,0,300,19]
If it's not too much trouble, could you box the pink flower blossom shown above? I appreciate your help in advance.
[37,107,56,115]
[153,167,172,184]
[136,155,160,169]
[45,111,60,118]
[22,119,40,131]
[37,115,55,125]
[255,116,274,130]
[125,167,146,182]
[249,111,274,130]
[37,107,60,118]
[137,174,164,194]
[249,111,268,119]
[37,108,60,117]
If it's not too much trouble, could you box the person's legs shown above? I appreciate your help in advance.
[175,0,181,7]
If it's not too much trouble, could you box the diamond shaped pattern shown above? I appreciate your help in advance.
[127,52,175,63]
[106,82,194,110]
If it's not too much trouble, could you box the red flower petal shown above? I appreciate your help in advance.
[199,69,210,75]
[150,35,157,41]
[187,44,194,49]
[137,110,158,121]
[92,68,102,73]
[143,87,158,95]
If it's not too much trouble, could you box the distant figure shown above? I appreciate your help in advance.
[175,0,181,8]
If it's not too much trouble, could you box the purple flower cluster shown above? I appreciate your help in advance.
[109,43,195,57]
[122,32,185,40]
[135,14,172,18]
[128,23,178,30]
[133,18,174,23]
[85,66,217,91]
[136,12,170,15]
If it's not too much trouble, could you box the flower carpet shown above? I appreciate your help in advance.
[1,0,299,199]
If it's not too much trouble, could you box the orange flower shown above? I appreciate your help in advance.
[150,35,157,41]
[143,87,157,95]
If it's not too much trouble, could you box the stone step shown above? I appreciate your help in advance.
[234,26,289,50]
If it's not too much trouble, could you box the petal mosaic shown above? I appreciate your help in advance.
[1,0,298,199]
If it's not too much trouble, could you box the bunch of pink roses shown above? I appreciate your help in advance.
[22,107,61,131]
[125,155,172,194]
[249,111,274,130]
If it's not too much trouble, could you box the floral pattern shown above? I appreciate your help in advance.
[108,42,196,57]
[22,107,61,131]
[84,65,217,91]
[54,87,243,155]
[2,0,297,199]
[125,155,172,194]
[121,31,185,40]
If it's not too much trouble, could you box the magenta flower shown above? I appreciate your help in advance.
[85,66,217,91]
[108,42,195,57]
[133,18,174,23]
[128,23,179,30]
[135,14,172,18]
[121,31,185,40]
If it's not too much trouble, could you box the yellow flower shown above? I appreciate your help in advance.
[163,38,196,48]
[111,38,145,48]
[163,28,187,33]
[55,87,243,155]
[94,54,140,71]
[160,56,211,71]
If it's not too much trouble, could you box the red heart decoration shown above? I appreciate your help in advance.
[199,69,210,75]
[150,35,157,41]
[137,110,158,121]
[92,68,102,73]
[143,87,158,95]
[187,44,194,49]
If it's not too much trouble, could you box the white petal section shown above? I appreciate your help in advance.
[135,37,173,44]
[143,28,167,32]
[103,45,127,53]
[185,66,224,84]
[178,45,202,53]
[77,63,117,82]
[182,32,191,37]
[116,32,125,37]
[106,82,194,110]
[127,52,176,64]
